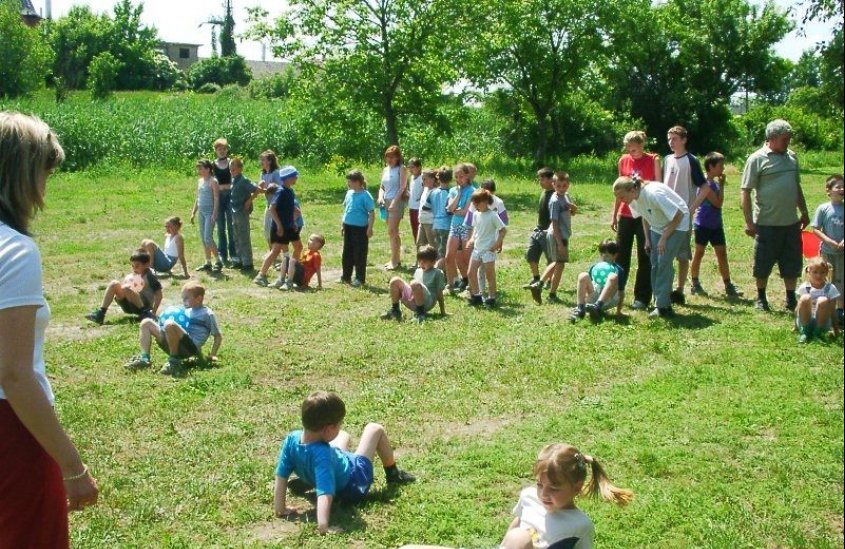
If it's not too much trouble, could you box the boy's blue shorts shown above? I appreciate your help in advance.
[336,453,374,503]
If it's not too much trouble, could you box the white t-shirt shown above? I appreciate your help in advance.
[471,209,506,252]
[0,223,55,405]
[512,486,595,549]
[418,187,434,224]
[408,174,424,209]
[467,195,508,225]
[797,281,841,315]
[629,183,690,234]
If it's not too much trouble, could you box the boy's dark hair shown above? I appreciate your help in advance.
[346,169,366,188]
[407,157,422,168]
[196,158,214,172]
[667,125,688,139]
[471,188,493,205]
[825,174,844,190]
[301,391,346,431]
[438,166,452,184]
[417,245,438,263]
[481,179,496,193]
[704,152,725,171]
[130,249,151,265]
[537,167,554,179]
[598,239,619,256]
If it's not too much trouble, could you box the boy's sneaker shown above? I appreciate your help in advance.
[85,309,105,325]
[755,298,771,312]
[484,298,497,308]
[585,303,604,321]
[124,356,151,371]
[785,296,798,312]
[670,290,686,305]
[380,308,402,321]
[725,283,743,298]
[253,274,269,287]
[468,294,483,306]
[522,278,540,289]
[195,262,212,271]
[159,357,183,376]
[279,281,293,291]
[631,300,648,310]
[648,307,675,318]
[547,294,562,304]
[351,279,363,288]
[212,261,224,273]
[271,278,286,289]
[690,282,707,296]
[530,284,542,304]
[386,468,416,484]
[569,307,585,323]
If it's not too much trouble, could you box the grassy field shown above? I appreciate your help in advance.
[35,159,843,548]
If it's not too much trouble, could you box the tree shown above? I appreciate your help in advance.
[0,0,52,98]
[88,51,121,99]
[188,55,252,89]
[248,0,454,147]
[47,6,111,90]
[202,1,237,58]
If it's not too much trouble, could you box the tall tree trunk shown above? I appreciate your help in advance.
[384,95,399,146]
[533,110,549,166]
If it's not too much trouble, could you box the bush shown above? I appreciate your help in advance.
[0,0,52,98]
[88,52,121,100]
[189,56,252,90]
[731,102,844,153]
[247,69,296,100]
[196,83,222,95]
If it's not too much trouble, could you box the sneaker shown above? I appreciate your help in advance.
[380,308,402,321]
[547,294,563,304]
[725,283,744,298]
[585,303,604,321]
[631,300,648,310]
[124,356,151,371]
[195,262,212,271]
[386,469,416,484]
[253,274,269,287]
[484,298,497,308]
[530,284,542,304]
[279,281,293,291]
[85,309,105,325]
[755,298,771,312]
[670,290,686,305]
[414,311,427,323]
[468,294,483,306]
[522,279,541,289]
[212,261,224,273]
[159,357,183,376]
[690,282,706,296]
[350,279,363,288]
[456,278,468,292]
[271,278,286,289]
[649,307,675,318]
[569,307,585,323]
[785,296,798,312]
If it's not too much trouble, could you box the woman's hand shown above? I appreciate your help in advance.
[64,466,98,512]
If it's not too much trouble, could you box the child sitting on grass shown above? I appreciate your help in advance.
[274,391,415,535]
[466,189,507,307]
[689,152,743,298]
[570,239,628,323]
[381,245,447,322]
[796,257,841,343]
[124,281,222,375]
[141,216,189,278]
[811,174,844,326]
[85,249,162,325]
[501,443,632,549]
[285,233,325,290]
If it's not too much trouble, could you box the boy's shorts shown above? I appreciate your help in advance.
[694,225,726,247]
[525,229,549,263]
[117,297,148,316]
[587,288,620,311]
[270,226,301,245]
[400,281,435,312]
[546,234,569,263]
[823,252,843,298]
[434,229,450,258]
[153,249,178,273]
[471,248,497,264]
[155,330,199,358]
[336,453,374,503]
[291,262,305,286]
[677,230,692,261]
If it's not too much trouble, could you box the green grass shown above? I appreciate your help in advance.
[34,160,843,548]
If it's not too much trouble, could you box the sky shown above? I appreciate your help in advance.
[37,0,837,63]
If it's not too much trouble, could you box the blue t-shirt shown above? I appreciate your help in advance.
[448,185,475,227]
[812,201,844,256]
[260,170,284,206]
[275,430,353,497]
[271,185,298,231]
[185,306,221,349]
[430,188,452,230]
[342,189,375,227]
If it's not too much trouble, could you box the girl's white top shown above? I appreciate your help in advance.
[0,223,54,404]
[381,166,402,201]
[164,233,179,257]
[408,174,424,209]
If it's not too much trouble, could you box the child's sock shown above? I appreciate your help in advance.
[532,275,540,283]
[723,278,732,286]
[461,276,469,286]
[141,352,150,361]
[757,288,767,302]
[391,302,400,313]
[786,289,796,301]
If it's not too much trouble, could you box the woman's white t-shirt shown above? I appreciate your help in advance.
[381,166,402,201]
[0,223,54,404]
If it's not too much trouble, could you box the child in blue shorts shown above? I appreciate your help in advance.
[274,391,415,534]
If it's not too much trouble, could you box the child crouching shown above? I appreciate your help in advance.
[274,391,415,534]
[796,257,841,343]
[382,245,447,322]
[570,239,628,322]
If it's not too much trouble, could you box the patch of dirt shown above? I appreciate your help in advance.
[438,416,513,440]
[245,520,300,543]
[828,511,844,537]
[48,323,108,343]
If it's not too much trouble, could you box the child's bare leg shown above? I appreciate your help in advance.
[139,318,160,354]
[815,296,832,328]
[258,244,282,276]
[501,528,533,549]
[121,288,144,309]
[100,280,123,309]
[550,262,565,293]
[540,262,555,283]
[528,261,540,278]
[410,281,426,307]
[677,258,690,291]
[457,243,470,278]
[576,272,591,304]
[285,242,302,280]
[444,237,460,283]
[468,259,481,295]
[484,261,497,297]
[690,244,706,280]
[389,277,406,302]
[599,274,619,302]
[164,321,185,355]
[355,423,394,465]
[713,245,732,281]
[141,239,159,261]
[797,295,813,326]
[330,430,351,451]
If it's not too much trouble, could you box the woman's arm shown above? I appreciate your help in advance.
[0,306,98,509]
[391,166,408,210]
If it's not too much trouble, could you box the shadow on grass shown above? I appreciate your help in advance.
[284,477,382,534]
[665,312,718,330]
[684,300,752,315]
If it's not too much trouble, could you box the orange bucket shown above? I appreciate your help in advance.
[801,231,822,258]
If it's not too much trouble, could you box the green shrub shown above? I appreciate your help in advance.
[196,83,222,95]
[189,56,252,90]
[731,102,844,153]
[247,69,296,100]
[88,52,121,100]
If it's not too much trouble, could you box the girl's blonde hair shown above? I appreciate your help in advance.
[623,130,647,147]
[0,112,65,234]
[534,443,633,506]
[165,216,182,229]
[805,256,832,276]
